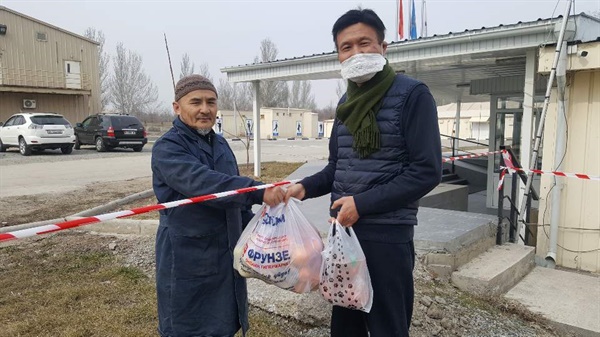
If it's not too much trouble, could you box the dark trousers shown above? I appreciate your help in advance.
[330,240,415,337]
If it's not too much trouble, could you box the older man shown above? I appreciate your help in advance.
[152,74,284,337]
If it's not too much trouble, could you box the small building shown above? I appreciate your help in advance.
[0,6,101,124]
[215,107,319,139]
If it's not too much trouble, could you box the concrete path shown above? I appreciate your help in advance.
[0,156,152,198]
[505,267,600,337]
[0,139,330,198]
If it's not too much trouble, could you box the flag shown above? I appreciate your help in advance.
[410,0,417,39]
[421,0,428,37]
[398,0,404,39]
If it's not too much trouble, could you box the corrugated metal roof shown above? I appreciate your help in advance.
[0,5,99,45]
[222,13,599,70]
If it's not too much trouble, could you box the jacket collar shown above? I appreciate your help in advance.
[173,117,227,161]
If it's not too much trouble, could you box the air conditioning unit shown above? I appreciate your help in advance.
[23,99,36,109]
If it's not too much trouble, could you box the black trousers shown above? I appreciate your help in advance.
[330,240,415,337]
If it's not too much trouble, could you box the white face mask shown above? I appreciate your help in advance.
[340,53,386,83]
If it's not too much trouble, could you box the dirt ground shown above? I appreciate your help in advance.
[0,175,570,337]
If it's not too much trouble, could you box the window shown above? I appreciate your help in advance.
[4,116,18,126]
[36,32,48,42]
[15,116,26,125]
[30,115,69,125]
[82,117,94,127]
[110,116,142,128]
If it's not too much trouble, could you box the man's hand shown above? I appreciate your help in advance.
[263,186,285,206]
[331,196,359,227]
[284,183,306,204]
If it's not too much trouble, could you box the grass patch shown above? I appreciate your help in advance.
[0,238,157,337]
[0,234,321,337]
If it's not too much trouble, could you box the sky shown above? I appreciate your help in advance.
[1,0,599,110]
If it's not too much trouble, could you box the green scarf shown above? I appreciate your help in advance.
[336,61,396,158]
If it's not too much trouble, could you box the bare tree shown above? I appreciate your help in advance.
[289,80,316,110]
[217,79,253,111]
[315,102,337,121]
[109,42,159,116]
[217,78,234,110]
[255,38,288,107]
[336,79,347,100]
[179,53,195,79]
[83,27,110,111]
[197,63,213,82]
[217,78,252,111]
[236,83,254,111]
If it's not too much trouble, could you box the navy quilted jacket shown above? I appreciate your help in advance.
[301,74,442,242]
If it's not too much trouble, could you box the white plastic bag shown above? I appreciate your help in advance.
[319,221,373,312]
[233,199,324,293]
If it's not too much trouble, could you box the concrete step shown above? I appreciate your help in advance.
[505,267,600,337]
[441,173,460,182]
[451,243,535,295]
[443,178,469,185]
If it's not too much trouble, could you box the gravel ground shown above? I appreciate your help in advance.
[109,232,563,337]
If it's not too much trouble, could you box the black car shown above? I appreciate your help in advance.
[74,114,147,152]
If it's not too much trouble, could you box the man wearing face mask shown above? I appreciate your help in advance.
[152,74,285,337]
[285,8,442,337]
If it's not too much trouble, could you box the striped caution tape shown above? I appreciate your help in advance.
[0,180,298,243]
[498,150,599,190]
[0,150,536,243]
[500,166,600,181]
[442,150,502,163]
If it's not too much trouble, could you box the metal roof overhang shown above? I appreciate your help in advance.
[221,15,597,104]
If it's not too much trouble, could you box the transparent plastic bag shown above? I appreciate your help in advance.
[319,221,373,312]
[233,199,324,293]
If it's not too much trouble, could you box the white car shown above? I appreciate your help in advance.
[0,113,76,156]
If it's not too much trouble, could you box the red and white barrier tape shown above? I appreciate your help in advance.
[442,150,502,163]
[500,167,600,181]
[0,150,528,243]
[0,180,298,243]
[498,150,599,190]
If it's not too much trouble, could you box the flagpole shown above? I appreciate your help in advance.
[396,0,399,41]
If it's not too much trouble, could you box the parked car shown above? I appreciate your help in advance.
[0,113,76,156]
[74,113,147,152]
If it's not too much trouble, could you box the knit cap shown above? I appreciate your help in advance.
[174,75,218,101]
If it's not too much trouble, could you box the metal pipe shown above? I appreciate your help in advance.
[252,81,261,177]
[517,0,572,242]
[546,40,569,267]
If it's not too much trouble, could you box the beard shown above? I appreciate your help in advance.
[196,128,212,136]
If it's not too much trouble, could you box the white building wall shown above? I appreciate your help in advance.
[536,42,600,272]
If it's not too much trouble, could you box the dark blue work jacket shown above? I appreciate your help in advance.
[152,117,264,337]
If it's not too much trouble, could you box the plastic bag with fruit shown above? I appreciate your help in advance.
[233,199,324,293]
[319,221,373,312]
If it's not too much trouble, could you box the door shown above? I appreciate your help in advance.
[65,61,82,89]
[79,116,98,144]
[0,116,19,145]
[487,96,523,208]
